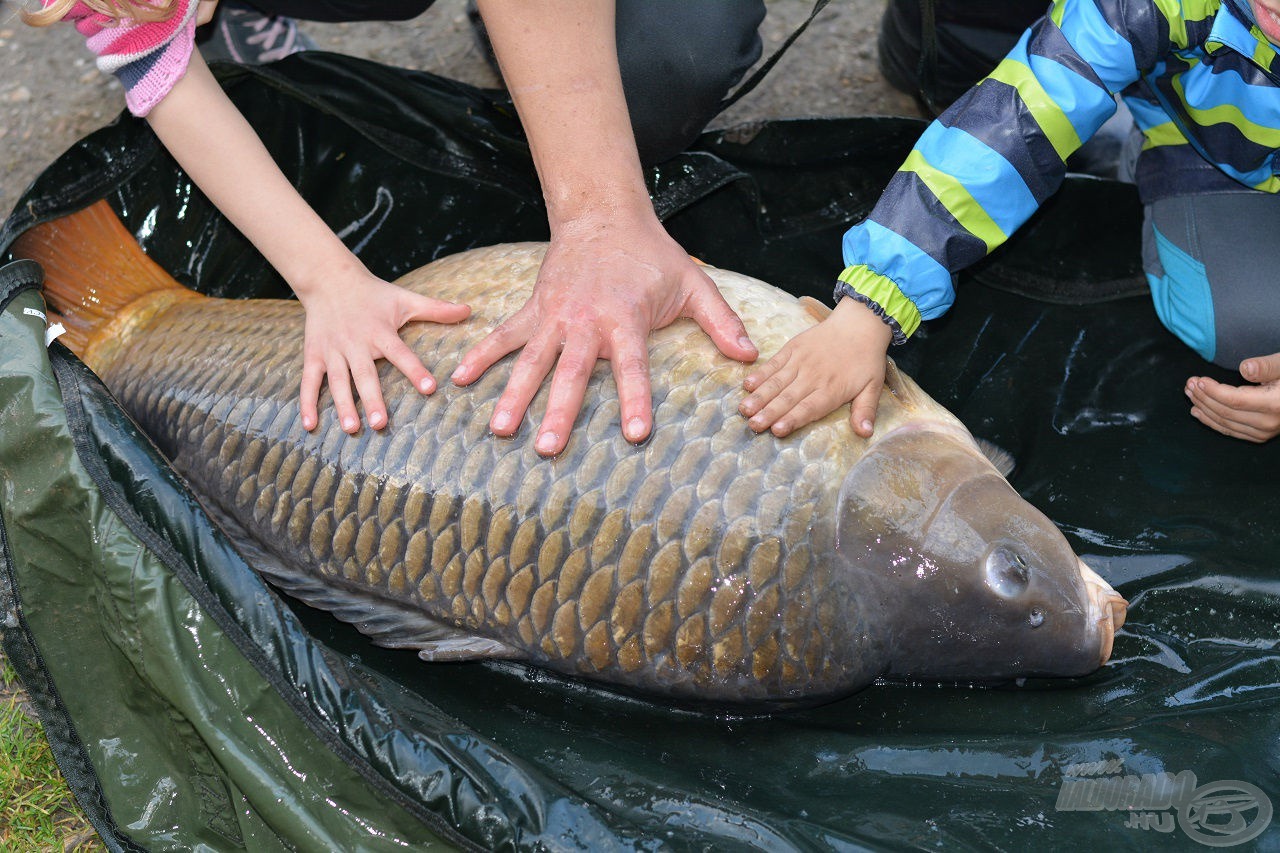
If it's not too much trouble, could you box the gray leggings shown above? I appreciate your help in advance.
[1141,191,1280,369]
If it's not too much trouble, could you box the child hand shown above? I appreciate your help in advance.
[739,297,894,438]
[1185,352,1280,443]
[297,272,470,434]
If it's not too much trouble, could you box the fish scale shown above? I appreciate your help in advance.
[18,205,1126,708]
[81,251,850,702]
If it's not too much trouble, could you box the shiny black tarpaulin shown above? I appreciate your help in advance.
[1,54,1277,851]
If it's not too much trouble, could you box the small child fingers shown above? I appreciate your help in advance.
[1188,382,1279,429]
[742,348,792,393]
[347,358,388,431]
[381,335,436,395]
[409,295,471,325]
[849,379,882,437]
[746,378,813,433]
[1190,405,1271,443]
[325,359,362,434]
[739,361,798,418]
[768,390,835,438]
[299,356,326,431]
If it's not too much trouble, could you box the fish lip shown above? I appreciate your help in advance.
[1078,558,1128,665]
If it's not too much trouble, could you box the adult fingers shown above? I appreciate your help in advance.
[607,328,653,444]
[489,331,561,437]
[452,311,534,387]
[533,336,600,457]
[684,272,757,363]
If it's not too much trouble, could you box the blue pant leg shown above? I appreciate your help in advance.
[1142,192,1280,369]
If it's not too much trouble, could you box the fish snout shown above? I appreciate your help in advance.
[1078,559,1128,665]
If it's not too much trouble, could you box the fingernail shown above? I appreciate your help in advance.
[748,415,765,431]
[740,399,757,416]
[342,416,357,432]
[535,431,559,455]
[1242,360,1258,379]
[492,411,512,432]
[739,335,756,351]
[625,417,646,442]
[860,419,874,434]
[419,377,436,394]
[450,366,468,384]
[369,411,385,429]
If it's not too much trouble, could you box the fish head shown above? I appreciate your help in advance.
[837,426,1127,682]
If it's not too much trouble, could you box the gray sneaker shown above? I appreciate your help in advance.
[198,1,316,65]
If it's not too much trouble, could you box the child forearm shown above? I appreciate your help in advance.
[145,53,356,287]
[145,54,469,434]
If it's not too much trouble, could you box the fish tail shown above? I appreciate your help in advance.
[10,200,188,358]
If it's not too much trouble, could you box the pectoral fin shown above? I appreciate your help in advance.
[798,296,831,322]
[208,502,525,661]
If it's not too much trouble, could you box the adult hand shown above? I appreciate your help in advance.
[739,297,893,438]
[298,270,469,434]
[1185,352,1280,443]
[451,215,757,456]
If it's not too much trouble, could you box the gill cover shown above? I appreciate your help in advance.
[834,426,1103,681]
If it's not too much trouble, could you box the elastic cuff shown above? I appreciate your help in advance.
[833,263,923,342]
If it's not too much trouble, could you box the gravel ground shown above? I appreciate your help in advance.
[0,0,923,218]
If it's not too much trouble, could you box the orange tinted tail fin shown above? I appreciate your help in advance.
[11,200,187,357]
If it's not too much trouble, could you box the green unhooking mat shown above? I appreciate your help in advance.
[2,54,1277,851]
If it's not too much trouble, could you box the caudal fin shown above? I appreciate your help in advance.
[10,200,187,357]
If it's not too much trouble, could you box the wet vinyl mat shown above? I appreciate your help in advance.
[1,55,1276,850]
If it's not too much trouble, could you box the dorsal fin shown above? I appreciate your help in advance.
[976,439,1016,478]
[798,296,831,322]
[10,200,191,359]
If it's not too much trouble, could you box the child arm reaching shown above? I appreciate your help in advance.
[31,0,469,434]
[144,52,470,433]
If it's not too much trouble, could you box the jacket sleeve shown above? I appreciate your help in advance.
[838,0,1166,342]
[58,0,200,116]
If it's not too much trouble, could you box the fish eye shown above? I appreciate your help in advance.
[1028,607,1045,628]
[985,545,1031,598]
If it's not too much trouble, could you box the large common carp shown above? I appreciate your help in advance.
[15,202,1126,709]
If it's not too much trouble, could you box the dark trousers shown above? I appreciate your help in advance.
[877,0,1046,113]
[240,0,766,165]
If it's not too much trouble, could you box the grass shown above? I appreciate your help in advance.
[0,651,100,852]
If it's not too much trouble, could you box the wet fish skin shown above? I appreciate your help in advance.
[18,205,1126,709]
[97,244,870,705]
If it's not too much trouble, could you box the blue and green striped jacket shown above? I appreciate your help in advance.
[841,0,1280,343]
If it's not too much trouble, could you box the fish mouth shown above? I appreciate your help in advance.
[1078,559,1128,665]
